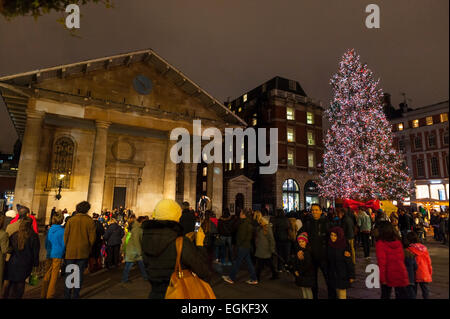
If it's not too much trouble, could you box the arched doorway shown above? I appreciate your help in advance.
[235,193,244,215]
[304,180,319,210]
[282,178,300,212]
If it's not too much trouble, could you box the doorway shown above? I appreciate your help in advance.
[235,193,244,215]
[113,187,126,210]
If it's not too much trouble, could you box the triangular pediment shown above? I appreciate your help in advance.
[0,49,246,138]
[229,174,254,185]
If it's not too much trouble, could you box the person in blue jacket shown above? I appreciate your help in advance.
[41,211,65,299]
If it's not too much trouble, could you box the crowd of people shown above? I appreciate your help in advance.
[0,199,447,299]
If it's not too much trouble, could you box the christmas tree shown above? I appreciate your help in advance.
[318,49,412,202]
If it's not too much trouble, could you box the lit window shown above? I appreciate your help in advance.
[307,112,314,125]
[203,167,207,176]
[287,128,295,142]
[243,94,247,102]
[397,123,404,131]
[307,131,315,146]
[252,118,257,126]
[440,113,448,122]
[0,160,3,164]
[8,156,12,160]
[228,159,233,171]
[426,117,433,126]
[240,155,245,169]
[287,107,295,120]
[415,185,429,199]
[238,107,242,113]
[308,151,315,168]
[287,150,294,166]
[412,120,419,128]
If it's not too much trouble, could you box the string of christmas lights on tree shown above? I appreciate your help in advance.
[318,49,413,202]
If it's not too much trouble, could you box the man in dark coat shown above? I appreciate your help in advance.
[299,204,334,299]
[337,208,355,264]
[104,219,124,269]
[179,201,196,235]
[271,208,291,272]
[141,199,212,299]
[399,209,412,239]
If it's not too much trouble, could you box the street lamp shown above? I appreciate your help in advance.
[55,174,65,200]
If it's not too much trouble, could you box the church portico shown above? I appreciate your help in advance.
[0,49,246,223]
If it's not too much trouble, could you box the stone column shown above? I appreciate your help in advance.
[14,108,45,213]
[190,164,198,209]
[211,163,223,216]
[183,163,191,203]
[206,164,214,200]
[163,140,177,199]
[87,121,111,214]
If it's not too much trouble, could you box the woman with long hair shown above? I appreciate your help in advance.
[3,217,40,299]
[253,211,277,281]
[375,221,409,299]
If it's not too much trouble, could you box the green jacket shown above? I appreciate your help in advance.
[125,222,144,262]
[236,218,253,249]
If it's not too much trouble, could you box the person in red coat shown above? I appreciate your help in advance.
[375,221,410,299]
[406,232,432,299]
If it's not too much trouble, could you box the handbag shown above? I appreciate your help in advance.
[165,237,216,299]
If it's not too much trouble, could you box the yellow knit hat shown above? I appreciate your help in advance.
[152,199,182,222]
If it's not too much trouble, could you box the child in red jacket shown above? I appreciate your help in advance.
[375,221,410,299]
[406,232,432,299]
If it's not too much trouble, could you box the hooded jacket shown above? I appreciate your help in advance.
[45,224,65,259]
[327,227,355,289]
[376,240,409,287]
[141,220,212,285]
[104,222,125,247]
[407,243,432,283]
[124,222,144,263]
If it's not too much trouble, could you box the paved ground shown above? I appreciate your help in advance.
[22,236,448,299]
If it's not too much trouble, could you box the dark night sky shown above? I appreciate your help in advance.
[0,0,448,153]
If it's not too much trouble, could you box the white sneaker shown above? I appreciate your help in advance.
[222,275,234,284]
[246,279,258,285]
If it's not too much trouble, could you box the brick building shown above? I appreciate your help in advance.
[223,76,326,213]
[389,98,449,208]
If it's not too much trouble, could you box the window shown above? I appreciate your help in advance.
[412,119,419,128]
[440,113,448,122]
[444,130,449,145]
[240,155,245,169]
[289,80,296,91]
[426,117,433,126]
[416,159,425,177]
[286,107,295,120]
[398,139,405,152]
[428,134,436,147]
[397,123,404,131]
[307,131,315,146]
[228,159,233,171]
[282,179,300,212]
[414,136,422,150]
[287,128,295,142]
[252,118,257,126]
[238,107,242,113]
[416,185,429,199]
[202,181,207,192]
[307,112,314,125]
[203,167,207,177]
[287,149,294,166]
[0,160,3,164]
[49,137,74,188]
[7,156,12,160]
[430,157,439,176]
[243,94,247,103]
[308,151,315,168]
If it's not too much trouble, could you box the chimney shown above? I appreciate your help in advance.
[399,102,408,113]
